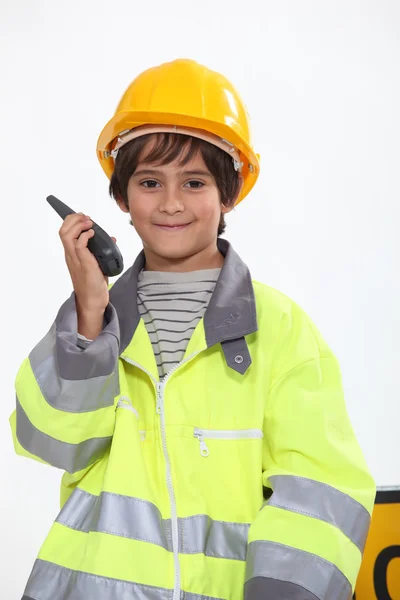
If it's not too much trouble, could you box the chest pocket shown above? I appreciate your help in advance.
[193,427,263,457]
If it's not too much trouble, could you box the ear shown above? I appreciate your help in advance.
[221,175,244,214]
[116,195,130,214]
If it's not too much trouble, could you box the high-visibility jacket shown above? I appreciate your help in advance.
[10,239,375,600]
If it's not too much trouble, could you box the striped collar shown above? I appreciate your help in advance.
[110,238,258,355]
[137,267,221,286]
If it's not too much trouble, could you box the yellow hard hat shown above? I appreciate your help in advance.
[97,59,260,205]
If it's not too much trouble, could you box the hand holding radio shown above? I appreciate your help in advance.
[47,195,124,339]
[58,212,112,316]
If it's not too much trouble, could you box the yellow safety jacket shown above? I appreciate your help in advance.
[10,239,375,600]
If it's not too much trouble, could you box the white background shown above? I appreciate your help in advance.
[1,0,399,596]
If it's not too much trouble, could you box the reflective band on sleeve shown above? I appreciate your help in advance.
[57,488,169,549]
[246,540,352,600]
[16,399,111,473]
[244,577,321,600]
[180,514,249,561]
[29,323,119,413]
[24,560,224,600]
[268,475,370,551]
[57,487,249,561]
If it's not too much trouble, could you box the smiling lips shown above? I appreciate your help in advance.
[154,223,192,230]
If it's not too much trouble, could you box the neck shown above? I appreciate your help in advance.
[143,242,225,272]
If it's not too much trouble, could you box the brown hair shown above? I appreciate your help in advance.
[109,133,240,236]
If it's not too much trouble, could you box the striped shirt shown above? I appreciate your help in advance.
[137,268,221,379]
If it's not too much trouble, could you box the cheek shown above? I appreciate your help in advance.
[195,191,221,220]
[126,188,152,222]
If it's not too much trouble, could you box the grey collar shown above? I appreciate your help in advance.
[110,238,258,355]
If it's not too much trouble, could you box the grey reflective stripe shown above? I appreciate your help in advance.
[29,322,119,413]
[57,488,169,549]
[181,514,249,560]
[244,577,321,600]
[16,398,111,473]
[246,540,352,600]
[57,487,249,561]
[24,560,224,600]
[268,475,370,552]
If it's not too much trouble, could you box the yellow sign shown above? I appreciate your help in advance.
[355,487,400,600]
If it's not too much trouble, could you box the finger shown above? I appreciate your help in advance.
[60,213,91,238]
[62,216,91,271]
[61,219,93,254]
[62,226,92,268]
[75,228,95,256]
[61,213,85,233]
[111,236,117,243]
[75,229,101,269]
[63,229,93,271]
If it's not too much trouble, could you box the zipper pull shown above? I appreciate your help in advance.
[156,382,163,415]
[195,433,209,458]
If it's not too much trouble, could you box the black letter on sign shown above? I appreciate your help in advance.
[374,545,400,600]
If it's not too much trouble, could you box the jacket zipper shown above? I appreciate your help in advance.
[193,427,263,458]
[122,351,200,600]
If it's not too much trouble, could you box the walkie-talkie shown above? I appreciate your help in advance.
[46,195,124,277]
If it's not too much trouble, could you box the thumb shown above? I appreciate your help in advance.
[111,236,117,243]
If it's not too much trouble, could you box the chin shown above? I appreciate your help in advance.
[153,245,194,260]
[147,239,200,261]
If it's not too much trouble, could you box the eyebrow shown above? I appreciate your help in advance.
[133,168,213,178]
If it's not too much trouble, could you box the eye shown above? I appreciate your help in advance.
[184,180,204,189]
[141,180,160,188]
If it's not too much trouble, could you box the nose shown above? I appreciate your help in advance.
[158,185,184,214]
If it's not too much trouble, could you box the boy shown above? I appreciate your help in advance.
[10,59,375,600]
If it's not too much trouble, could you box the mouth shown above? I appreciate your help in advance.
[154,223,192,231]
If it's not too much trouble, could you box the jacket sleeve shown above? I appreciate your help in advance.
[9,292,120,476]
[244,303,376,600]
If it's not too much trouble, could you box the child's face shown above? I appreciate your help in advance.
[119,141,233,269]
